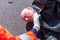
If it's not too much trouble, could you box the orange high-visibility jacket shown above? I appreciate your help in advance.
[0,26,36,40]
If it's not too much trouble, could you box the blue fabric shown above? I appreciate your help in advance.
[31,28,38,38]
[18,34,31,40]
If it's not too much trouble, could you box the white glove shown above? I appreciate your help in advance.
[33,12,41,28]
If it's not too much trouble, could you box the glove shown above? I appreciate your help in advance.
[33,12,41,29]
[21,7,35,22]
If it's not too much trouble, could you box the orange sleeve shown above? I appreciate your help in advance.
[26,31,37,40]
[0,26,21,40]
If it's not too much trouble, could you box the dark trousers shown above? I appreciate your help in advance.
[26,22,60,40]
[39,27,60,40]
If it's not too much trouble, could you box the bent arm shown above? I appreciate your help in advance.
[0,26,37,40]
[0,26,20,40]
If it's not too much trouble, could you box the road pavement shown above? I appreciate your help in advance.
[0,0,33,36]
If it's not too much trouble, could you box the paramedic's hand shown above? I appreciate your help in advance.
[21,7,35,22]
[33,12,41,31]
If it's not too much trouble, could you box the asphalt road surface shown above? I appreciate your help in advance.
[0,0,33,36]
[0,0,41,40]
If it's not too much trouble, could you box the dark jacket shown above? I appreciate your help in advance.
[32,0,60,32]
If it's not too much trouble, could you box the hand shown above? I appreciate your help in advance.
[33,12,41,31]
[21,7,35,22]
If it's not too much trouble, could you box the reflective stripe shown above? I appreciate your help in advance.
[18,33,31,40]
[32,5,42,13]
